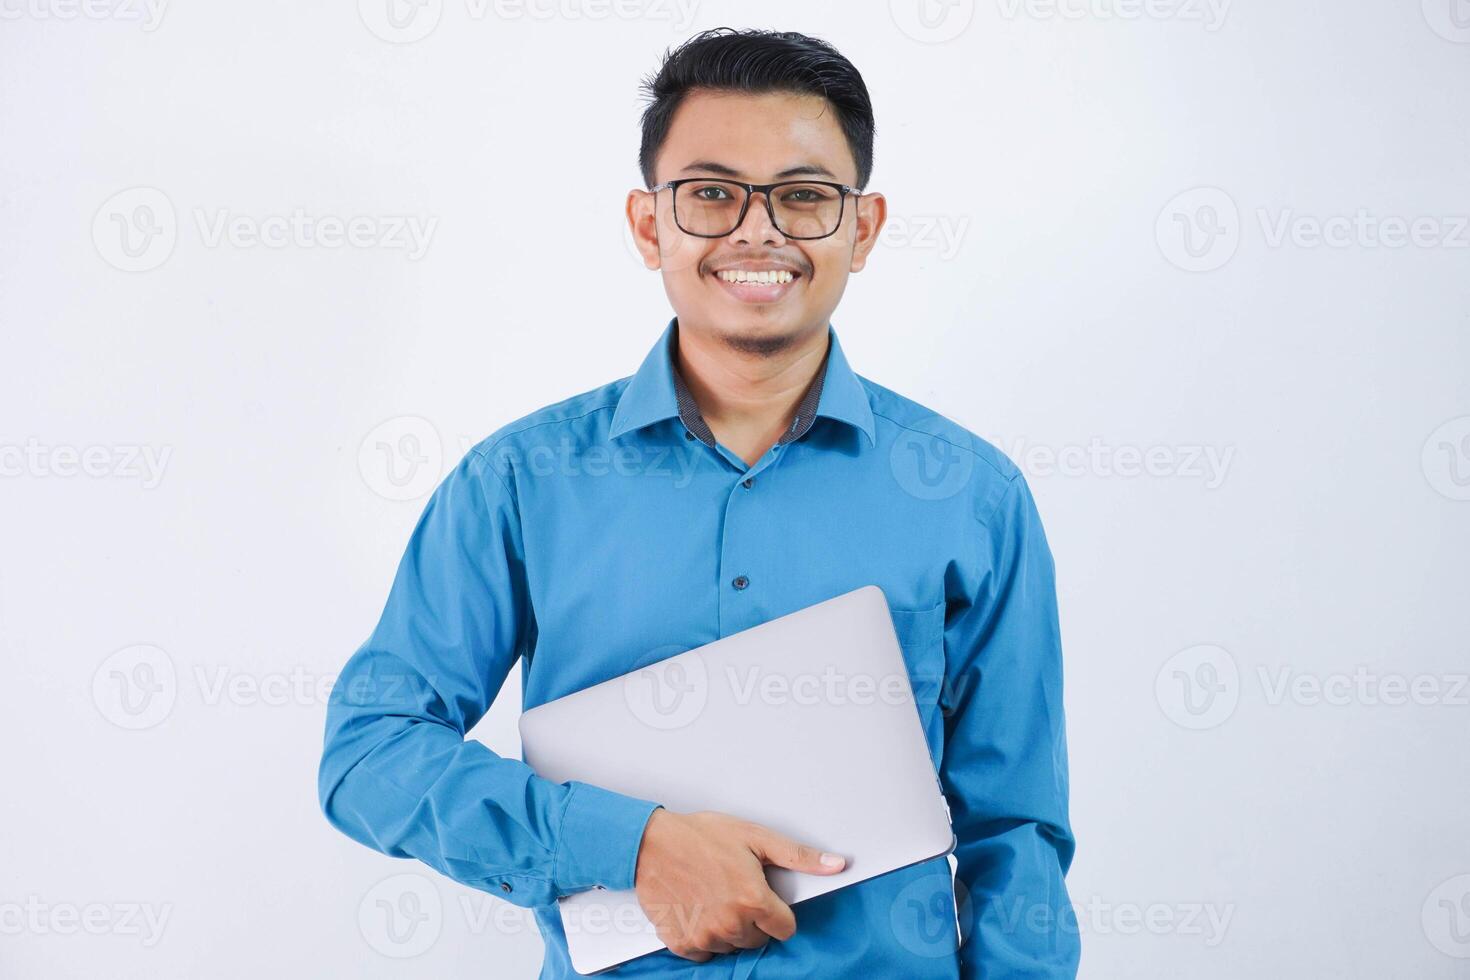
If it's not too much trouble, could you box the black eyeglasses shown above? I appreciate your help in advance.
[649,178,861,241]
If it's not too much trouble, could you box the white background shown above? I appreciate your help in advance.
[3,1,1468,977]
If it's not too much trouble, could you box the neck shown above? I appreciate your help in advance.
[674,320,828,464]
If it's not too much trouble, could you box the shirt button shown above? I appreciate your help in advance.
[731,575,749,591]
[685,431,695,441]
[741,478,753,489]
[499,882,512,893]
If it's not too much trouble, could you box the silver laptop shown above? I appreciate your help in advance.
[518,584,956,975]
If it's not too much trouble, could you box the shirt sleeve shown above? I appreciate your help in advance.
[317,448,663,908]
[941,472,1079,977]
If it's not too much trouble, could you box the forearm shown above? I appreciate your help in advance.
[319,650,659,908]
[943,472,1079,977]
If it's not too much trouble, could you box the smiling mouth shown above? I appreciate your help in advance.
[708,267,804,303]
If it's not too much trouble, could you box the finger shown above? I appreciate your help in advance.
[746,826,845,875]
[668,946,714,963]
[728,918,773,950]
[750,895,798,943]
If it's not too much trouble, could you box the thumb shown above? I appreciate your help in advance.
[747,825,846,875]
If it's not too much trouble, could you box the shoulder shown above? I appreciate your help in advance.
[465,375,631,462]
[444,375,632,501]
[857,374,1027,525]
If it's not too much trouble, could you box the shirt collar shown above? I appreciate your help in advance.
[607,317,876,448]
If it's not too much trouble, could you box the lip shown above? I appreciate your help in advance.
[706,266,805,304]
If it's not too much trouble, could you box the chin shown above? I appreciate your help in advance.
[712,316,811,356]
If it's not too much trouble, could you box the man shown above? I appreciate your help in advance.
[319,27,1078,979]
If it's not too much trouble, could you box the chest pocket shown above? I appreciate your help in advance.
[886,598,947,771]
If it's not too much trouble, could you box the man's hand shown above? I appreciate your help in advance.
[632,808,846,962]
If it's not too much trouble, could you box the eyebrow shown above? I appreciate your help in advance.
[679,160,839,181]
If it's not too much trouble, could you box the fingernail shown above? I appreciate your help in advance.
[820,852,844,868]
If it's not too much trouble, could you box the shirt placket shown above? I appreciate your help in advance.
[670,344,827,639]
[713,439,788,638]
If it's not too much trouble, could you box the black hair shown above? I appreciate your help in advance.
[637,28,875,191]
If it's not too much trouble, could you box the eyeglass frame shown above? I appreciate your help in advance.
[647,177,862,241]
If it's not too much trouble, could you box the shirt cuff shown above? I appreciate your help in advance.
[554,781,662,894]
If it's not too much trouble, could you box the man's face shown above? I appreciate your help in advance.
[628,88,886,353]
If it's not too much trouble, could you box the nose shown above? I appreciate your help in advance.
[728,188,786,245]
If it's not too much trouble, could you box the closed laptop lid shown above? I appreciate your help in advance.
[518,584,955,975]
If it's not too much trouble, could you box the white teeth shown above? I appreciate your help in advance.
[717,269,795,284]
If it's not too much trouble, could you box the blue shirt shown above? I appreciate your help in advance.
[319,318,1078,979]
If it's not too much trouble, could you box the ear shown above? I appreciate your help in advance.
[847,191,887,274]
[626,189,661,270]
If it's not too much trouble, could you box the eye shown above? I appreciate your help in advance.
[690,184,735,202]
[778,185,837,206]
